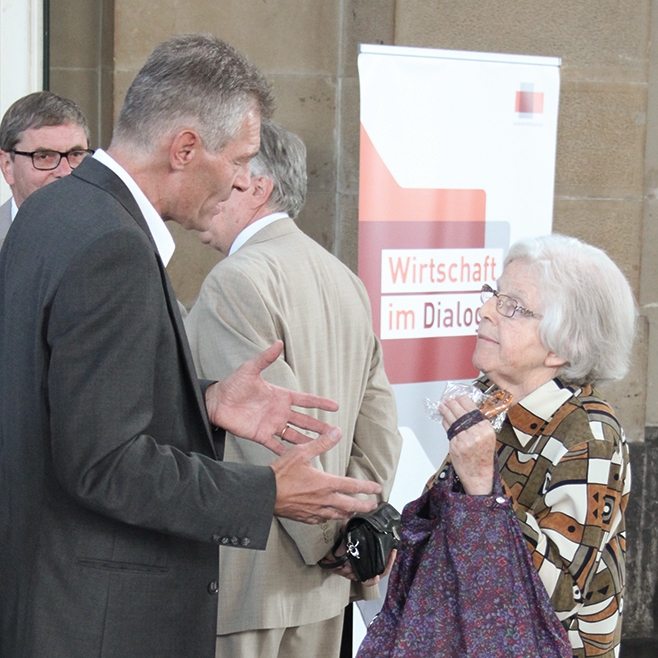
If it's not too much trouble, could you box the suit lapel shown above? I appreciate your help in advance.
[0,199,12,250]
[72,158,157,250]
[72,158,215,448]
[156,257,214,443]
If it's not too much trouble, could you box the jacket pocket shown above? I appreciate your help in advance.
[76,557,169,574]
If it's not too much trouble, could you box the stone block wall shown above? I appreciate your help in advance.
[49,0,114,149]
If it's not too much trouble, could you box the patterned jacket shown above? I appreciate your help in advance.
[431,377,630,657]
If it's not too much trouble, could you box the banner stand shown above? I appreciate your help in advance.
[354,43,560,654]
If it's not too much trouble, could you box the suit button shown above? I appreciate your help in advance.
[241,537,251,547]
[207,581,219,595]
[322,523,333,542]
[220,537,230,545]
[212,534,221,544]
[230,536,239,545]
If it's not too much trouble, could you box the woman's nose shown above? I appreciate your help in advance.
[479,294,498,323]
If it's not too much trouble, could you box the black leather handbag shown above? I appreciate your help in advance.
[319,502,401,582]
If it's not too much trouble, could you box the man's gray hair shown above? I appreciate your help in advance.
[250,120,307,219]
[0,91,90,152]
[505,234,637,384]
[112,33,275,154]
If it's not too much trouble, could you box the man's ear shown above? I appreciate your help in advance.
[252,175,274,203]
[0,150,15,186]
[168,130,201,170]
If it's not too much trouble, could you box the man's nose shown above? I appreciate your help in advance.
[232,162,251,192]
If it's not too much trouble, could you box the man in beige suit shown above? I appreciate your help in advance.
[185,121,402,658]
[0,92,90,250]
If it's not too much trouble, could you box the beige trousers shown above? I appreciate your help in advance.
[215,613,344,658]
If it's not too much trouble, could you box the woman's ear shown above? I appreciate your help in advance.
[545,351,568,369]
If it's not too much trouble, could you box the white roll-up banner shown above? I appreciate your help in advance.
[354,44,560,651]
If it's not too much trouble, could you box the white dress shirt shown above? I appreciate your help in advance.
[229,212,289,255]
[93,149,175,266]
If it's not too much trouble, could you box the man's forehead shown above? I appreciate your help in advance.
[17,123,88,149]
[223,111,261,156]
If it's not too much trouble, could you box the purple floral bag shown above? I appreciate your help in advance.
[357,464,572,658]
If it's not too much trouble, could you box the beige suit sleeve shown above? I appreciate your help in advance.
[345,334,401,499]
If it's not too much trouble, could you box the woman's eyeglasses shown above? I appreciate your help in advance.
[480,284,542,319]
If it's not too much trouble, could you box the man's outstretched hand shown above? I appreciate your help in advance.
[205,341,381,523]
[205,341,339,455]
[271,427,382,524]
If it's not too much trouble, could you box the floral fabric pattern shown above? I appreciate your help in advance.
[356,464,571,658]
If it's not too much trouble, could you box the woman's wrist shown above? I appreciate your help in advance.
[459,473,494,496]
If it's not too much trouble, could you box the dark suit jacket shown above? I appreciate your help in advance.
[0,158,276,658]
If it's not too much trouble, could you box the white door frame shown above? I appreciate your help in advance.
[0,0,43,203]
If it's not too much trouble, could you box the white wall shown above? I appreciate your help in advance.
[0,0,43,203]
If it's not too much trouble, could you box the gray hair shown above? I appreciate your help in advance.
[505,234,637,384]
[0,91,90,152]
[250,120,307,219]
[112,33,275,154]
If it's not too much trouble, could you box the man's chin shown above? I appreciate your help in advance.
[164,212,209,232]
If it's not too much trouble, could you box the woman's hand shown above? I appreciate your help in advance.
[439,395,496,495]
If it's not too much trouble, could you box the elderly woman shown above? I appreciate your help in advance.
[435,234,634,657]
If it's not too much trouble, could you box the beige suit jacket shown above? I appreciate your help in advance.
[0,198,11,252]
[185,217,402,633]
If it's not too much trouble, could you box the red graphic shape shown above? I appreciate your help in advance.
[358,126,486,223]
[515,91,544,114]
[358,124,487,384]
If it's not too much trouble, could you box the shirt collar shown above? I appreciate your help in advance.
[229,212,289,255]
[92,149,176,266]
[506,378,577,446]
[10,197,18,221]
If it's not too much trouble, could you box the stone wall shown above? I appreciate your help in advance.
[49,0,114,149]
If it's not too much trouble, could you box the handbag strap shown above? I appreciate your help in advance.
[317,536,349,570]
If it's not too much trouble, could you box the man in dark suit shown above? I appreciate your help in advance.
[0,91,90,250]
[0,34,381,658]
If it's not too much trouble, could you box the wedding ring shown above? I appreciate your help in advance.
[281,425,289,440]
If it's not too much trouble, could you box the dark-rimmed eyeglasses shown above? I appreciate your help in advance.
[11,148,94,171]
[480,284,542,319]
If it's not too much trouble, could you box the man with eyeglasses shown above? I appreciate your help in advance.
[0,91,91,250]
